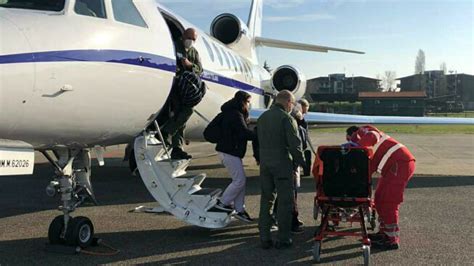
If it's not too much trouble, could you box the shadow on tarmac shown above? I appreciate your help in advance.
[0,222,371,265]
[1,162,473,219]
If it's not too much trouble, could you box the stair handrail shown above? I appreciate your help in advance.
[153,120,171,159]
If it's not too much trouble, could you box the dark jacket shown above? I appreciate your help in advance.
[215,99,255,158]
[296,117,309,150]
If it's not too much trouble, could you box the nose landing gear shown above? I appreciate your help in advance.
[48,215,94,248]
[42,149,97,252]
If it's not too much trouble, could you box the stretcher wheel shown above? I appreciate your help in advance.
[370,218,376,231]
[362,245,370,266]
[370,209,377,231]
[313,241,321,262]
[313,203,320,220]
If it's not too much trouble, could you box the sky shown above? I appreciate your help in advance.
[157,0,474,80]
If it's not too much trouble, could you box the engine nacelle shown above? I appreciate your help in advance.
[271,65,307,100]
[210,14,253,58]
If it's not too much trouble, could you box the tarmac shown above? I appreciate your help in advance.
[0,131,473,265]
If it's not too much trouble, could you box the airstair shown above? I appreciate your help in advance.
[133,122,232,228]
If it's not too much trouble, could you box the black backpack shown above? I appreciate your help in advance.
[176,71,206,107]
[203,112,224,143]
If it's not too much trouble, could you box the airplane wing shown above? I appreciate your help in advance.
[254,37,365,54]
[250,109,474,125]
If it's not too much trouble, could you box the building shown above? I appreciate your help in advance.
[398,71,447,97]
[359,91,427,116]
[446,73,474,110]
[306,74,380,102]
[398,72,474,110]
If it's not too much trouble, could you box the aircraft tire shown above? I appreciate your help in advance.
[48,215,65,244]
[65,216,94,248]
[313,241,321,262]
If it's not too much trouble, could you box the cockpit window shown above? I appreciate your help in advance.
[75,0,106,19]
[112,0,147,28]
[0,0,65,11]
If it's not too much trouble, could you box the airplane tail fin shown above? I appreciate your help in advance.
[246,0,363,63]
[247,0,262,38]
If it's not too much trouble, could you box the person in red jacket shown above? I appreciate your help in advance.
[350,125,416,250]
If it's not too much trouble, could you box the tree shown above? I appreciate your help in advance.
[381,71,397,92]
[375,74,383,91]
[415,49,425,74]
[263,61,272,73]
[440,62,447,74]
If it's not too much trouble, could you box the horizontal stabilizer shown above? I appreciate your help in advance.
[254,37,364,54]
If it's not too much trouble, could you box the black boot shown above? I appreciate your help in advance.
[371,237,400,250]
[171,148,192,160]
[368,231,386,242]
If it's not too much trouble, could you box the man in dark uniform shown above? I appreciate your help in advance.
[297,99,312,176]
[257,90,305,249]
[161,28,203,159]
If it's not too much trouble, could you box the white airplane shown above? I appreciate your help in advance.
[1,0,472,248]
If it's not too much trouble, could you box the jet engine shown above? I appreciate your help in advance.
[210,14,252,57]
[271,65,307,100]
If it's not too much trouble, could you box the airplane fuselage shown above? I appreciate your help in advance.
[0,0,271,149]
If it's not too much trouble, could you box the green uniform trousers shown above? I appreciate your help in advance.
[161,103,193,149]
[258,161,294,243]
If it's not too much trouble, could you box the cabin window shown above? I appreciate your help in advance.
[236,56,244,73]
[242,59,251,77]
[245,62,253,78]
[112,0,147,28]
[228,52,238,72]
[75,0,107,18]
[221,48,231,69]
[202,37,215,62]
[0,0,65,11]
[212,43,223,66]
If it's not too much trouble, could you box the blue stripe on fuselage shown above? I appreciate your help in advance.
[0,49,264,95]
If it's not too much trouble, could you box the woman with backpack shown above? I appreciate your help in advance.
[213,90,256,222]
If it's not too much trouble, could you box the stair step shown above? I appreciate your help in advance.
[189,188,222,213]
[175,173,205,179]
[192,188,222,197]
[205,209,234,220]
[160,158,190,163]
[173,173,206,194]
[155,159,190,177]
[146,135,163,146]
[207,206,234,214]
[153,148,169,162]
[175,173,206,185]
